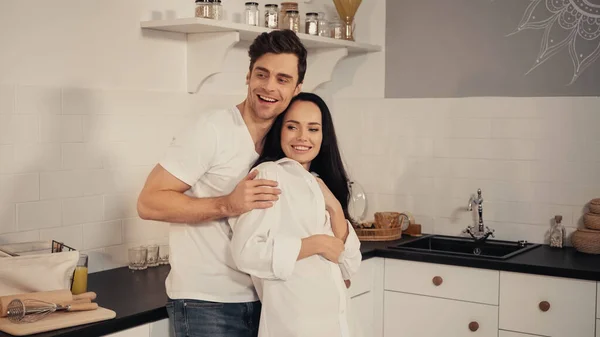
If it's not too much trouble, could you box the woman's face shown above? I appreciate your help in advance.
[280,100,323,170]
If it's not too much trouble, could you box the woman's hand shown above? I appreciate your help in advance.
[316,178,342,213]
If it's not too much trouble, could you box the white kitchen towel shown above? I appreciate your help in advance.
[0,251,79,296]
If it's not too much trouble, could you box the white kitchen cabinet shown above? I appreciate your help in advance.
[351,291,374,337]
[499,271,596,337]
[384,258,499,305]
[149,318,173,337]
[499,331,543,337]
[597,282,600,319]
[384,291,498,337]
[349,257,376,297]
[103,319,172,337]
[104,324,150,337]
[350,257,384,337]
[597,320,600,337]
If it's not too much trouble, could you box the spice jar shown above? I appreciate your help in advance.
[264,4,279,29]
[245,2,260,26]
[330,16,343,39]
[210,0,223,20]
[279,2,298,29]
[195,0,211,19]
[305,12,318,35]
[283,10,300,33]
[317,12,330,37]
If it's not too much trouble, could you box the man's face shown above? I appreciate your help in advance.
[245,53,302,122]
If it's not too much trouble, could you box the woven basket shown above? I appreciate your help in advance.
[583,212,600,230]
[571,228,600,254]
[589,198,600,214]
[374,212,401,229]
[355,227,402,241]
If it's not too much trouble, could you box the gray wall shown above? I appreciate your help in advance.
[385,0,600,98]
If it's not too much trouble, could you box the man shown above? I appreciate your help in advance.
[137,30,343,337]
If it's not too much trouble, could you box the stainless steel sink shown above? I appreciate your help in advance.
[388,234,540,260]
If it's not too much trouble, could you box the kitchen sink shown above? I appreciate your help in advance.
[388,234,540,260]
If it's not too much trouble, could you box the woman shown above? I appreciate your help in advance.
[229,92,362,337]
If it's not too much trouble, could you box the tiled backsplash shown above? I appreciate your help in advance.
[333,96,600,245]
[0,83,243,272]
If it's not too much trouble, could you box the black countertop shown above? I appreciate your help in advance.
[3,235,600,337]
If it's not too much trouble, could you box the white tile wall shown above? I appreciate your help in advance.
[334,97,600,244]
[0,84,242,273]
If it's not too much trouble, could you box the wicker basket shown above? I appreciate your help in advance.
[374,212,401,229]
[589,198,600,214]
[571,228,600,254]
[583,212,600,230]
[355,227,402,241]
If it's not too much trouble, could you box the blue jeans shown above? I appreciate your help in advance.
[166,298,261,337]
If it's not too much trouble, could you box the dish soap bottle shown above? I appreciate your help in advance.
[549,215,566,248]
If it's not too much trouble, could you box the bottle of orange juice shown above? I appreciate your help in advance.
[71,253,88,295]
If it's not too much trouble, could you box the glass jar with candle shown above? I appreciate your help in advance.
[305,12,319,35]
[210,0,223,20]
[279,2,298,29]
[245,2,260,26]
[264,4,279,29]
[195,0,211,19]
[284,10,300,33]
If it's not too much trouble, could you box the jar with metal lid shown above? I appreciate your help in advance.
[245,2,260,26]
[264,4,278,29]
[330,16,343,39]
[305,12,318,35]
[195,0,211,19]
[279,2,298,29]
[283,10,300,33]
[317,12,330,37]
[210,0,222,20]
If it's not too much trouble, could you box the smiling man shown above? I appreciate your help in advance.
[137,30,307,337]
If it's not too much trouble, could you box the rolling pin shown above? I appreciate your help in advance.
[0,290,97,317]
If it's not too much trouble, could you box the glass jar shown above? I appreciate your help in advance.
[317,12,329,37]
[330,16,343,39]
[279,2,298,29]
[305,12,318,35]
[210,0,222,20]
[264,4,278,29]
[195,0,211,19]
[245,2,260,26]
[283,10,300,33]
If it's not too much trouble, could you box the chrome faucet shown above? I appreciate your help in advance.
[463,188,495,243]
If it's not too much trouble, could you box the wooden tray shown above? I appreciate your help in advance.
[355,227,402,241]
[0,307,116,336]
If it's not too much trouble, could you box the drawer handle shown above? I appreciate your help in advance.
[539,301,551,312]
[432,276,443,286]
[468,321,479,332]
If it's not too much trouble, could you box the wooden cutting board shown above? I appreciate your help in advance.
[0,307,116,336]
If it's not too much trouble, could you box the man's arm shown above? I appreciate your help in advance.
[137,164,280,224]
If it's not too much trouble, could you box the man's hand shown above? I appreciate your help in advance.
[225,170,281,216]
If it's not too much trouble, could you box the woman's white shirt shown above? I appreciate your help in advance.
[228,158,362,337]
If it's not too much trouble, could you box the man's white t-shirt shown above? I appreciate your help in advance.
[159,106,260,303]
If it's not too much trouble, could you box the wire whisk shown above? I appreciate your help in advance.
[6,299,98,323]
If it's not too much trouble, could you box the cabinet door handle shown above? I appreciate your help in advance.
[468,321,479,332]
[539,301,551,312]
[432,276,443,286]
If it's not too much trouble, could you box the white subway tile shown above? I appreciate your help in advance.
[491,119,544,139]
[40,225,83,250]
[40,171,84,199]
[40,115,84,143]
[102,142,164,168]
[104,167,153,195]
[104,194,138,220]
[0,203,16,234]
[442,118,492,139]
[61,143,104,169]
[0,114,40,144]
[122,218,169,243]
[434,139,494,159]
[0,84,14,114]
[490,139,537,160]
[62,196,104,225]
[0,145,14,174]
[82,220,122,250]
[15,85,61,115]
[12,144,62,172]
[0,230,40,244]
[79,248,107,273]
[0,173,39,203]
[16,200,62,231]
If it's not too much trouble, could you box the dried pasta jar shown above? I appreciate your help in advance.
[284,10,300,33]
[245,2,260,26]
[195,0,211,19]
[279,2,298,29]
[305,12,319,35]
[264,4,279,29]
[211,0,223,20]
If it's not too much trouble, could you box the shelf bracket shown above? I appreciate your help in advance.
[302,48,348,92]
[187,31,240,94]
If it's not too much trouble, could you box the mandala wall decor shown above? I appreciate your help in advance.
[507,0,600,85]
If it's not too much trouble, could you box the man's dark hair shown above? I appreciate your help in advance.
[248,29,308,84]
